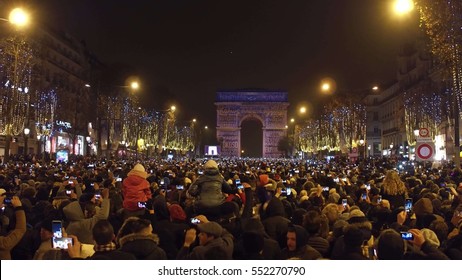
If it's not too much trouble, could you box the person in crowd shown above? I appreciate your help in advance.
[303,210,330,257]
[177,216,234,259]
[281,224,321,260]
[0,196,26,260]
[33,218,54,260]
[122,163,152,219]
[62,188,110,244]
[381,170,408,210]
[186,160,236,220]
[116,216,167,260]
[90,220,136,260]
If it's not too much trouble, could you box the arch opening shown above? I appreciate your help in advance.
[240,118,263,158]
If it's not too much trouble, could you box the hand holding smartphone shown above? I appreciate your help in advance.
[342,199,348,209]
[405,198,413,213]
[400,231,414,240]
[52,220,63,238]
[52,237,74,249]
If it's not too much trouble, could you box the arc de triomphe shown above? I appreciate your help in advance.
[215,90,289,158]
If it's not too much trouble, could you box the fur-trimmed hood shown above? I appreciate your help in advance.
[118,233,160,247]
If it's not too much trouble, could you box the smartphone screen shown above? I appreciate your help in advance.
[190,218,201,224]
[138,201,147,208]
[52,237,73,249]
[377,195,382,204]
[237,184,244,190]
[405,198,413,213]
[176,185,184,190]
[400,231,414,240]
[286,187,292,196]
[361,193,367,200]
[342,199,348,208]
[52,220,63,238]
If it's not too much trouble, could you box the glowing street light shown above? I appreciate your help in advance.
[299,106,307,114]
[320,78,336,95]
[130,81,139,91]
[7,8,29,27]
[393,0,414,15]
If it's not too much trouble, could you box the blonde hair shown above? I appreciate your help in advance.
[382,170,406,196]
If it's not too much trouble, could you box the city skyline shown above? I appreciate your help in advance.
[33,0,419,125]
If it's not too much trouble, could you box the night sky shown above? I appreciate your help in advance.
[24,0,419,150]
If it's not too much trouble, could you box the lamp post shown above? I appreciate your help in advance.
[135,106,142,160]
[359,139,365,159]
[0,8,30,163]
[86,136,91,156]
[163,105,176,156]
[23,127,29,156]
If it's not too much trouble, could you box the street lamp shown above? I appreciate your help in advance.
[393,0,414,15]
[86,136,91,156]
[359,139,365,159]
[135,106,142,160]
[23,127,30,156]
[7,8,29,27]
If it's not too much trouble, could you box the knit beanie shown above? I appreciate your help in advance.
[421,228,440,247]
[127,163,148,179]
[204,160,218,170]
[413,198,433,215]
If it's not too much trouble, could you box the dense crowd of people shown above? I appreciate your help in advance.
[0,155,461,260]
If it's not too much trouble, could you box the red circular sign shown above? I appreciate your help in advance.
[419,128,430,137]
[417,143,433,160]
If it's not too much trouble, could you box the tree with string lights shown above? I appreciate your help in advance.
[0,25,33,162]
[412,0,462,164]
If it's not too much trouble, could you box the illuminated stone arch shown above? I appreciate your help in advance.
[215,90,289,158]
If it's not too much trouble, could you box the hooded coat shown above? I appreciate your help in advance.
[261,197,291,248]
[187,168,233,208]
[176,228,234,260]
[118,233,167,260]
[281,225,321,260]
[234,217,282,260]
[122,175,152,211]
[63,199,110,244]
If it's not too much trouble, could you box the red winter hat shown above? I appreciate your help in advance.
[259,174,269,186]
[168,204,186,222]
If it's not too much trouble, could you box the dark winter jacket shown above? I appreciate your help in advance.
[188,168,234,208]
[177,229,234,260]
[118,233,167,260]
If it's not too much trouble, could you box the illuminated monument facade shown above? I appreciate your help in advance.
[215,90,289,158]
